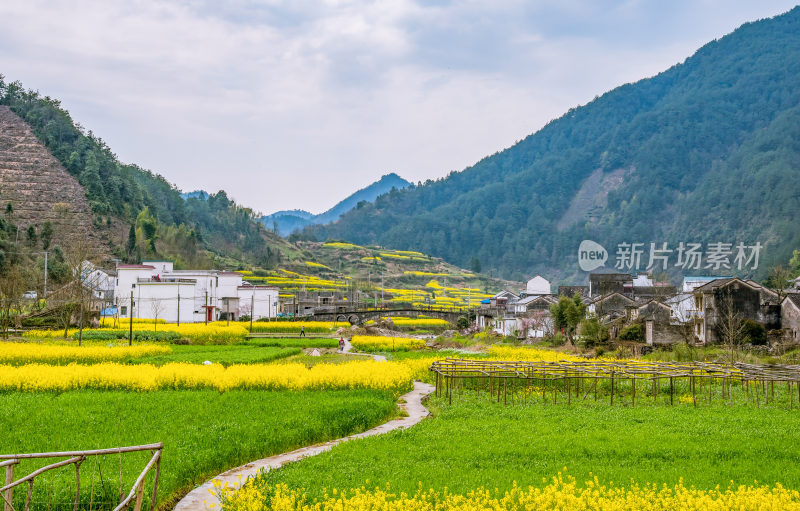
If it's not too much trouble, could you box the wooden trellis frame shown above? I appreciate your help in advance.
[0,443,162,511]
[430,358,800,408]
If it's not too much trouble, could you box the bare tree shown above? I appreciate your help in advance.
[716,290,745,363]
[54,205,102,345]
[0,265,27,337]
[672,306,698,346]
[115,293,130,329]
[149,298,165,331]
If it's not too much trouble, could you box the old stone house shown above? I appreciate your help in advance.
[782,294,800,345]
[691,278,779,344]
[631,299,679,345]
[588,292,635,321]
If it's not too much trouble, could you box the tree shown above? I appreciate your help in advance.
[765,265,793,302]
[54,204,101,345]
[789,249,800,277]
[126,223,137,262]
[579,315,609,346]
[469,257,481,273]
[549,293,587,344]
[0,265,27,337]
[741,319,766,345]
[149,298,165,331]
[40,222,53,250]
[716,290,745,362]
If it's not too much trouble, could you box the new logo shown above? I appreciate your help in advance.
[578,240,607,272]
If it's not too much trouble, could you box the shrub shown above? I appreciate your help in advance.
[619,324,644,341]
[741,319,766,345]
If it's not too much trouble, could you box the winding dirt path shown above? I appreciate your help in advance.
[173,381,435,511]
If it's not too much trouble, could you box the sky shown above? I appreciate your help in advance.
[1,1,797,215]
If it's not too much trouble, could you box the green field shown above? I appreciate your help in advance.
[131,344,301,366]
[252,394,800,499]
[0,389,397,510]
[245,338,340,349]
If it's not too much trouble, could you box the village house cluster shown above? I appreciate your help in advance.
[478,273,800,347]
[85,260,279,323]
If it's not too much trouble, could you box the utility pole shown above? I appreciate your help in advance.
[250,293,254,333]
[43,251,48,298]
[177,289,180,326]
[129,290,134,346]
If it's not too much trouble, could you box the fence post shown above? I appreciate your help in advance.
[4,463,14,511]
[610,371,614,406]
[133,479,145,511]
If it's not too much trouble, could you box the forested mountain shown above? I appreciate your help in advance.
[262,173,411,236]
[0,76,292,269]
[308,7,800,283]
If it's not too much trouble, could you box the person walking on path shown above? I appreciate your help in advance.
[300,325,305,337]
[339,337,345,351]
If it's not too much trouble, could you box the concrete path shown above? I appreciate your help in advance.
[173,381,435,511]
[339,338,387,361]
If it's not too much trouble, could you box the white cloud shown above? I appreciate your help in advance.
[0,0,797,214]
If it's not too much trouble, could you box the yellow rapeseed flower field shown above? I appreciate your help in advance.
[219,474,800,511]
[0,343,170,364]
[0,360,412,393]
[351,336,426,352]
[387,318,450,328]
[250,322,345,334]
[25,323,250,343]
[486,345,582,362]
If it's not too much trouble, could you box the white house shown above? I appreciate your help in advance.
[134,280,195,324]
[237,285,280,320]
[165,270,221,322]
[665,292,696,323]
[113,261,279,323]
[525,276,551,296]
[682,276,723,292]
[116,265,156,317]
[142,260,174,275]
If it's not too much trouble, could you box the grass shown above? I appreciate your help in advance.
[0,389,397,510]
[245,338,339,349]
[130,344,300,366]
[252,394,800,500]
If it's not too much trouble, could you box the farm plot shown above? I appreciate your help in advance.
[0,389,397,510]
[225,393,800,510]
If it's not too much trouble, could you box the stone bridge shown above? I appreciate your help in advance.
[310,308,464,326]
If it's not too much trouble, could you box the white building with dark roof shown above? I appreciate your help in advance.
[113,261,278,322]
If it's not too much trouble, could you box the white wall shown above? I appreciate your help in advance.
[142,261,174,274]
[526,276,551,295]
[218,273,244,299]
[165,271,218,321]
[134,282,195,323]
[116,267,156,317]
[237,286,279,319]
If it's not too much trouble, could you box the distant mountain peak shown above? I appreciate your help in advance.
[262,173,411,236]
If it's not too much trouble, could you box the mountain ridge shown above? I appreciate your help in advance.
[308,6,800,283]
[261,172,411,236]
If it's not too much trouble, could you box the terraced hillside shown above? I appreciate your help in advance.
[0,105,105,252]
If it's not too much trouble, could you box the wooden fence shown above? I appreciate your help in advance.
[430,358,800,408]
[0,444,162,511]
